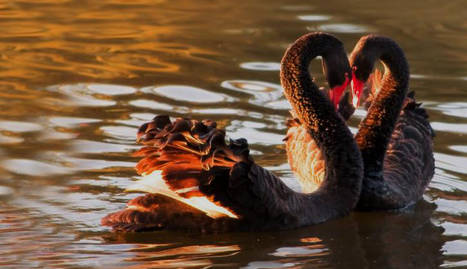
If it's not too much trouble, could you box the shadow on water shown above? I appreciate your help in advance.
[100,201,444,268]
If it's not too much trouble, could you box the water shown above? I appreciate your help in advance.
[0,0,466,267]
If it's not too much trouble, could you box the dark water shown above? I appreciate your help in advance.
[0,0,466,268]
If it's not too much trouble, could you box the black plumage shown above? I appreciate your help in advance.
[102,32,363,232]
[349,35,434,209]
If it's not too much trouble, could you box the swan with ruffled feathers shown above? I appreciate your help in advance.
[101,32,363,232]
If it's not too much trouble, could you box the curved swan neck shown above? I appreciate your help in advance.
[280,33,350,143]
[280,33,362,222]
[351,35,409,173]
[350,35,409,93]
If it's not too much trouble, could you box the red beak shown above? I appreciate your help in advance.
[329,75,350,110]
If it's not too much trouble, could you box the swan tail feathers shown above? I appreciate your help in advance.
[402,92,435,138]
[102,116,254,230]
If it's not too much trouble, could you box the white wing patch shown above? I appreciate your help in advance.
[126,171,238,219]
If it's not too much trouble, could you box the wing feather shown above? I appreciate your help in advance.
[102,116,248,231]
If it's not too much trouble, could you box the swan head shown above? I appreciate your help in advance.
[322,47,352,110]
[349,35,381,108]
[349,54,372,108]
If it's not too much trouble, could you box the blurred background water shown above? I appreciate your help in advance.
[0,0,466,268]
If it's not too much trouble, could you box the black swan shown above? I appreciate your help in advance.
[101,32,363,232]
[349,35,434,210]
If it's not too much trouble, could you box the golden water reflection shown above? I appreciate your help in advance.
[0,0,465,268]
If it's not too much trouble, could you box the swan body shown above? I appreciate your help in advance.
[102,32,363,232]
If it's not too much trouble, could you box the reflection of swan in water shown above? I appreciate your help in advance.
[349,35,435,210]
[354,201,443,268]
[101,201,443,268]
[101,32,363,232]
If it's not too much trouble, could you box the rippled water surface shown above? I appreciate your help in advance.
[0,0,466,268]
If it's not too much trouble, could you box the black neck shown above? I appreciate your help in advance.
[351,35,409,173]
[280,33,362,221]
[281,33,350,145]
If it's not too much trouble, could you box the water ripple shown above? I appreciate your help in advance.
[0,0,464,267]
[431,102,467,119]
[99,125,138,141]
[129,99,177,111]
[71,139,138,154]
[297,15,332,21]
[2,158,71,176]
[221,80,283,105]
[141,85,233,104]
[311,23,372,33]
[240,62,281,71]
[432,122,467,134]
[47,84,117,107]
[47,116,101,128]
[226,120,285,145]
[271,246,328,257]
[435,153,467,175]
[0,121,43,132]
[442,240,467,256]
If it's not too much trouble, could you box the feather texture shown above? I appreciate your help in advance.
[349,34,434,209]
[284,91,355,193]
[102,32,364,232]
[102,116,244,231]
[284,119,324,192]
[358,92,435,209]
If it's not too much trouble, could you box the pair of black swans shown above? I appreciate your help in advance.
[102,32,434,232]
